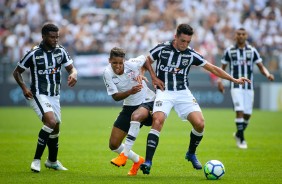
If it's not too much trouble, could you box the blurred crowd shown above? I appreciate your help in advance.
[1,0,282,73]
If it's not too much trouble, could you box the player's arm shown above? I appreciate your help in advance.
[143,56,164,90]
[217,64,228,93]
[65,64,77,87]
[12,66,33,99]
[256,62,274,81]
[112,84,143,101]
[203,62,250,84]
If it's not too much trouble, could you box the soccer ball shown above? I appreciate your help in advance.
[204,160,225,180]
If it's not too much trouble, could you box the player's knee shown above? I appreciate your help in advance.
[131,112,145,122]
[109,141,119,151]
[44,119,57,129]
[194,119,205,132]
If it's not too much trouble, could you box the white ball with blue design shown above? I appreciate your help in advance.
[204,160,225,180]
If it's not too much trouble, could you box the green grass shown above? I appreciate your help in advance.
[0,107,281,183]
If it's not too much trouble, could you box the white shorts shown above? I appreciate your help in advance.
[231,88,254,114]
[153,89,202,121]
[28,94,61,123]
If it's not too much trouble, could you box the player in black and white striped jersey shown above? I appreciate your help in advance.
[217,28,274,149]
[140,24,250,175]
[13,23,77,172]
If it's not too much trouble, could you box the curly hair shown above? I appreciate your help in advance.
[41,23,59,35]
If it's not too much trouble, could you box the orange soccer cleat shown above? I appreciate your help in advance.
[111,152,128,167]
[127,156,145,176]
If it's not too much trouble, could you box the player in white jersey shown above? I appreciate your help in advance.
[12,23,77,173]
[218,28,274,149]
[103,47,156,176]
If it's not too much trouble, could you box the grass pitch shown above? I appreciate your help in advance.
[0,107,281,184]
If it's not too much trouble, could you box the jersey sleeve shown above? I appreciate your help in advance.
[252,47,263,64]
[149,43,164,62]
[60,46,73,67]
[126,55,146,70]
[191,50,207,66]
[18,50,34,69]
[221,48,231,65]
[103,68,118,96]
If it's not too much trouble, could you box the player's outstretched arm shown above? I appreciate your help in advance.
[256,62,275,81]
[203,62,251,84]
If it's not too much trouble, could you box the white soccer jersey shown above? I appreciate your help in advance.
[103,55,155,106]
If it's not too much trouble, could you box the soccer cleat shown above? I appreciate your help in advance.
[111,152,128,167]
[45,159,68,170]
[185,152,202,170]
[233,133,248,149]
[128,156,145,176]
[31,159,41,172]
[140,160,152,175]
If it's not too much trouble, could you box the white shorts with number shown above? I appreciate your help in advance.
[231,88,254,114]
[153,89,202,121]
[28,94,61,123]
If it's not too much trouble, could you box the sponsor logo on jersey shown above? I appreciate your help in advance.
[35,55,44,59]
[162,50,171,54]
[159,65,184,74]
[38,67,61,75]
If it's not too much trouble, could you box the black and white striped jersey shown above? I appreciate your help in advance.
[149,41,207,91]
[221,44,262,90]
[18,42,73,96]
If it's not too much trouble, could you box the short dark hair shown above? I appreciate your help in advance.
[41,23,59,35]
[176,24,194,36]
[110,47,126,59]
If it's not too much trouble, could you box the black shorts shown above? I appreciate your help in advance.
[113,101,153,132]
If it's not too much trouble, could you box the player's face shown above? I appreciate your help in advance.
[235,30,247,45]
[42,31,59,49]
[110,57,124,75]
[174,33,192,51]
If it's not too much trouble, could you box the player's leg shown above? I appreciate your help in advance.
[185,111,204,170]
[110,106,140,167]
[29,95,56,172]
[140,111,165,174]
[174,89,203,170]
[231,89,247,148]
[44,96,67,170]
[140,90,173,175]
[243,90,254,131]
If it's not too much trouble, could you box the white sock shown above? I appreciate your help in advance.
[123,121,141,156]
[128,150,139,163]
[112,143,124,154]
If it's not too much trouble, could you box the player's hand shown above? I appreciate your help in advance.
[217,81,225,94]
[267,74,274,81]
[152,76,164,91]
[130,84,143,94]
[68,73,77,87]
[234,77,251,84]
[135,75,148,84]
[23,88,33,100]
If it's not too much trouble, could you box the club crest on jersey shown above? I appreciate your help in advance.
[56,57,62,64]
[155,100,163,107]
[182,59,189,66]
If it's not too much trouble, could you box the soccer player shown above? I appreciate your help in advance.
[12,23,78,172]
[103,47,157,176]
[139,23,250,175]
[217,28,274,149]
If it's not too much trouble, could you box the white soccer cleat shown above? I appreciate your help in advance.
[45,159,68,171]
[239,140,248,149]
[31,159,41,172]
[233,133,248,149]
